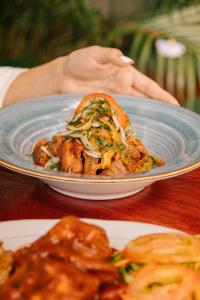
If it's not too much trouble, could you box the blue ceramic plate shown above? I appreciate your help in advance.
[0,94,199,200]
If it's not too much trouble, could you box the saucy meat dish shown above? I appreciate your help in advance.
[1,216,200,300]
[32,93,164,175]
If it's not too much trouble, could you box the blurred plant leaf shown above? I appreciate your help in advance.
[0,0,106,66]
[155,52,165,87]
[186,55,196,110]
[137,35,153,72]
[129,30,144,59]
[166,57,176,95]
[176,55,186,102]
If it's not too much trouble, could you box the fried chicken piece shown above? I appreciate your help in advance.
[32,139,50,167]
[59,140,84,174]
[119,138,150,173]
[32,215,112,261]
[0,242,13,285]
[83,152,100,175]
[0,257,100,300]
[125,137,148,160]
[124,147,141,161]
[48,135,64,156]
[101,160,128,176]
[14,216,115,274]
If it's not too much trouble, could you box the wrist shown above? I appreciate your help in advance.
[53,55,72,94]
[49,56,64,94]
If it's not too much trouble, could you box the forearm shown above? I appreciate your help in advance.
[3,56,65,106]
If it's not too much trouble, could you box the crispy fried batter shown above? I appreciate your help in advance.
[32,139,50,167]
[120,138,150,173]
[83,152,100,175]
[101,160,128,176]
[48,135,65,156]
[59,140,84,174]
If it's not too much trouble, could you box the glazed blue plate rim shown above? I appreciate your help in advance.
[0,93,200,183]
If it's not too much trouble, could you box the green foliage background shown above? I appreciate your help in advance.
[0,0,106,66]
[0,0,200,112]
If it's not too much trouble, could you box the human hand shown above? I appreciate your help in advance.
[3,45,178,107]
[61,45,179,105]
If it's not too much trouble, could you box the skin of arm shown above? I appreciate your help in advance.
[3,46,179,107]
[4,57,64,106]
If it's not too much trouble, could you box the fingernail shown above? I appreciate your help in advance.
[120,55,134,64]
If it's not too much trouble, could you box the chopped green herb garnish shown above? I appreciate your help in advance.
[96,137,107,147]
[48,161,60,169]
[119,143,125,152]
[110,251,123,263]
[119,263,143,283]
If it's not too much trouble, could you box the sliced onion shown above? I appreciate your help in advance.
[56,129,75,136]
[80,135,94,151]
[111,109,129,146]
[111,108,120,130]
[44,157,60,169]
[40,146,53,158]
[92,120,101,127]
[119,126,129,147]
[68,133,82,138]
[68,133,95,152]
[67,116,93,131]
[84,150,101,158]
[125,125,135,137]
[111,108,134,146]
[71,111,81,122]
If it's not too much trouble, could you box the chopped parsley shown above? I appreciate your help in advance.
[96,137,108,147]
[119,263,143,283]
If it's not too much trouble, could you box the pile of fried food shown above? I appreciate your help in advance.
[0,216,200,300]
[33,93,164,176]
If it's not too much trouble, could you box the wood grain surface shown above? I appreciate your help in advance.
[0,166,199,233]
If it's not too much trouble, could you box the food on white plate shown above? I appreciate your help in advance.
[1,216,200,300]
[0,242,13,285]
[33,93,164,176]
[123,233,200,264]
[121,264,200,300]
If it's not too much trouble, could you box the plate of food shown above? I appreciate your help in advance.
[0,216,200,299]
[0,93,200,200]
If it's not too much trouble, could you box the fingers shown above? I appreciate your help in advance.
[130,67,179,106]
[68,45,179,106]
[89,46,134,67]
[110,84,146,98]
[114,66,179,105]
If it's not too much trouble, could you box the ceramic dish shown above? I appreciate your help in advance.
[0,94,200,200]
[0,219,179,251]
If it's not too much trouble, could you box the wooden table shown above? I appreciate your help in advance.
[0,166,199,233]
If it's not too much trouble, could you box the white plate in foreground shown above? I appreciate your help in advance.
[0,219,179,251]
